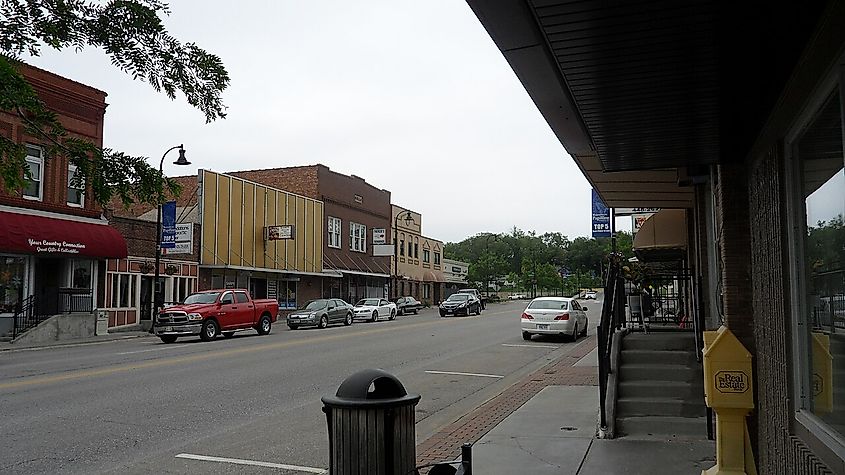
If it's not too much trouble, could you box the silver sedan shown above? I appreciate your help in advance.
[520,297,589,341]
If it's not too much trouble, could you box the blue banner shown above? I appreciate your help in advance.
[591,190,611,238]
[161,201,177,249]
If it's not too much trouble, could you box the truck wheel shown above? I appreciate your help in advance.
[389,309,396,321]
[222,332,235,339]
[257,315,272,335]
[371,311,378,323]
[344,312,353,326]
[159,335,177,344]
[318,315,328,329]
[200,320,218,342]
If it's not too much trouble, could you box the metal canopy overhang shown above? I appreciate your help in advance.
[466,0,721,208]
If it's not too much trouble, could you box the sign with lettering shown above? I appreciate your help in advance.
[265,225,294,241]
[163,223,193,255]
[27,239,86,254]
[591,189,611,238]
[161,201,177,249]
[614,207,661,216]
[372,228,386,244]
[715,371,749,393]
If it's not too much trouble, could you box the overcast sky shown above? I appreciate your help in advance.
[23,0,619,243]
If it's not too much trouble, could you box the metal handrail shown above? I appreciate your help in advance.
[11,295,37,340]
[597,263,622,430]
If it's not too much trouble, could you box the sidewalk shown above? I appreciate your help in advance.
[416,335,715,474]
[0,330,153,352]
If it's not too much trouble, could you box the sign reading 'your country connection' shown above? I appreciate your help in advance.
[27,238,86,254]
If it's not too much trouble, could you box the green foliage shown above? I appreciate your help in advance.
[0,1,229,206]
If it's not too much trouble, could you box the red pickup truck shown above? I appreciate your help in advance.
[155,289,279,343]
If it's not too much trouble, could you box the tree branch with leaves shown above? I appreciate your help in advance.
[0,0,229,207]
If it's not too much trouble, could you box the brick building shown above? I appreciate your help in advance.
[0,64,127,337]
[231,165,392,304]
[470,0,845,472]
[391,205,445,304]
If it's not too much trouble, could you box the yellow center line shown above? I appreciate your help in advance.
[0,307,516,391]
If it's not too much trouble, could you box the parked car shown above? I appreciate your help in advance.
[287,298,353,329]
[395,296,422,315]
[584,291,597,300]
[508,293,527,300]
[439,293,481,317]
[155,289,278,343]
[520,297,588,341]
[353,298,397,322]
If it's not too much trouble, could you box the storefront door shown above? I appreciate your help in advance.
[139,276,153,321]
[34,258,63,315]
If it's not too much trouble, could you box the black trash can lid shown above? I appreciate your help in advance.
[322,368,421,408]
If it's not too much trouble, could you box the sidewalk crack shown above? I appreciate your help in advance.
[513,437,561,469]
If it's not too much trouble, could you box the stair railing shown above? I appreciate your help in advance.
[598,262,625,431]
[11,295,37,340]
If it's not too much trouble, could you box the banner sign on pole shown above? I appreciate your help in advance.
[160,201,177,249]
[591,189,611,238]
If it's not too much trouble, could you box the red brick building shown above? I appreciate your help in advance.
[0,64,127,335]
[231,165,393,304]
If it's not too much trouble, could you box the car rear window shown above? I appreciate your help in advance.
[527,300,569,310]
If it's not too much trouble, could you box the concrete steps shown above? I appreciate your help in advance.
[615,332,707,440]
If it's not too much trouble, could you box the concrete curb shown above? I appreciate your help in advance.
[0,332,154,352]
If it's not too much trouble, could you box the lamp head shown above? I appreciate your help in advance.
[403,212,414,227]
[173,145,191,166]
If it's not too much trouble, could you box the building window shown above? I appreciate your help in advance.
[172,276,195,304]
[278,280,297,309]
[23,145,43,200]
[109,273,137,308]
[789,87,844,441]
[423,284,431,299]
[350,222,367,252]
[399,234,405,256]
[67,164,85,207]
[0,255,27,314]
[434,252,441,265]
[408,241,413,257]
[423,249,430,263]
[327,216,342,248]
[414,241,419,259]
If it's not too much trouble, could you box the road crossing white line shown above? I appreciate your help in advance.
[501,343,558,349]
[425,370,504,379]
[175,453,327,473]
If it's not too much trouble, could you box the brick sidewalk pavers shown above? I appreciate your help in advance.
[416,336,599,469]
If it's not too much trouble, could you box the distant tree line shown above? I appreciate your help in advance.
[444,227,633,297]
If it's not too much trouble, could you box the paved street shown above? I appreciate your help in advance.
[1,300,599,474]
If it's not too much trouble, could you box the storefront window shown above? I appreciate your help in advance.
[70,260,92,289]
[794,90,844,436]
[0,256,27,313]
[278,280,297,309]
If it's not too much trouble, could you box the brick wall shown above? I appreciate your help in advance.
[230,166,320,200]
[716,161,754,351]
[109,215,201,260]
[748,144,832,474]
[107,174,199,219]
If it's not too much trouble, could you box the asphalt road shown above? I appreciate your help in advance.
[0,299,600,474]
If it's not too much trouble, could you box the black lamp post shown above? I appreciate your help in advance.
[151,145,190,331]
[392,210,415,299]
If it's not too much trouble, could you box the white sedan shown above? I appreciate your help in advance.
[353,298,397,322]
[521,297,589,341]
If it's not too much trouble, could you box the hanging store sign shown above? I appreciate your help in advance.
[591,189,611,238]
[372,228,386,244]
[164,223,193,255]
[27,239,86,254]
[614,207,660,217]
[631,213,654,234]
[265,225,295,241]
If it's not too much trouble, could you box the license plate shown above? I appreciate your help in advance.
[537,324,549,330]
[446,311,453,315]
[163,326,173,332]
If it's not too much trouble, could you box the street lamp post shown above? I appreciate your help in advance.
[392,210,415,300]
[151,145,190,332]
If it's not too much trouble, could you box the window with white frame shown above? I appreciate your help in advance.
[327,216,342,248]
[67,164,85,207]
[23,145,43,200]
[109,274,137,308]
[350,222,367,252]
[788,85,845,443]
[172,276,195,304]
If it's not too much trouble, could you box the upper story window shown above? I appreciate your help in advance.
[414,241,419,259]
[350,222,367,253]
[423,249,431,263]
[67,164,85,207]
[408,241,413,257]
[327,216,342,249]
[23,145,44,201]
[434,252,441,265]
[399,233,405,256]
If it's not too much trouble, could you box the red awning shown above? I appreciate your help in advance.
[0,211,128,259]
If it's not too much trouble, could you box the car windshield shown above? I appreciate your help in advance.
[527,300,569,310]
[183,292,220,304]
[356,299,381,306]
[301,299,327,310]
[447,294,469,302]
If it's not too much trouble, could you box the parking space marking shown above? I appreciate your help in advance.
[175,453,326,473]
[501,343,558,349]
[425,370,503,379]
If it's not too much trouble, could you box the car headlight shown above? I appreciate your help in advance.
[187,313,203,321]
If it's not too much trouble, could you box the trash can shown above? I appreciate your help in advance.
[95,310,109,335]
[322,368,421,475]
